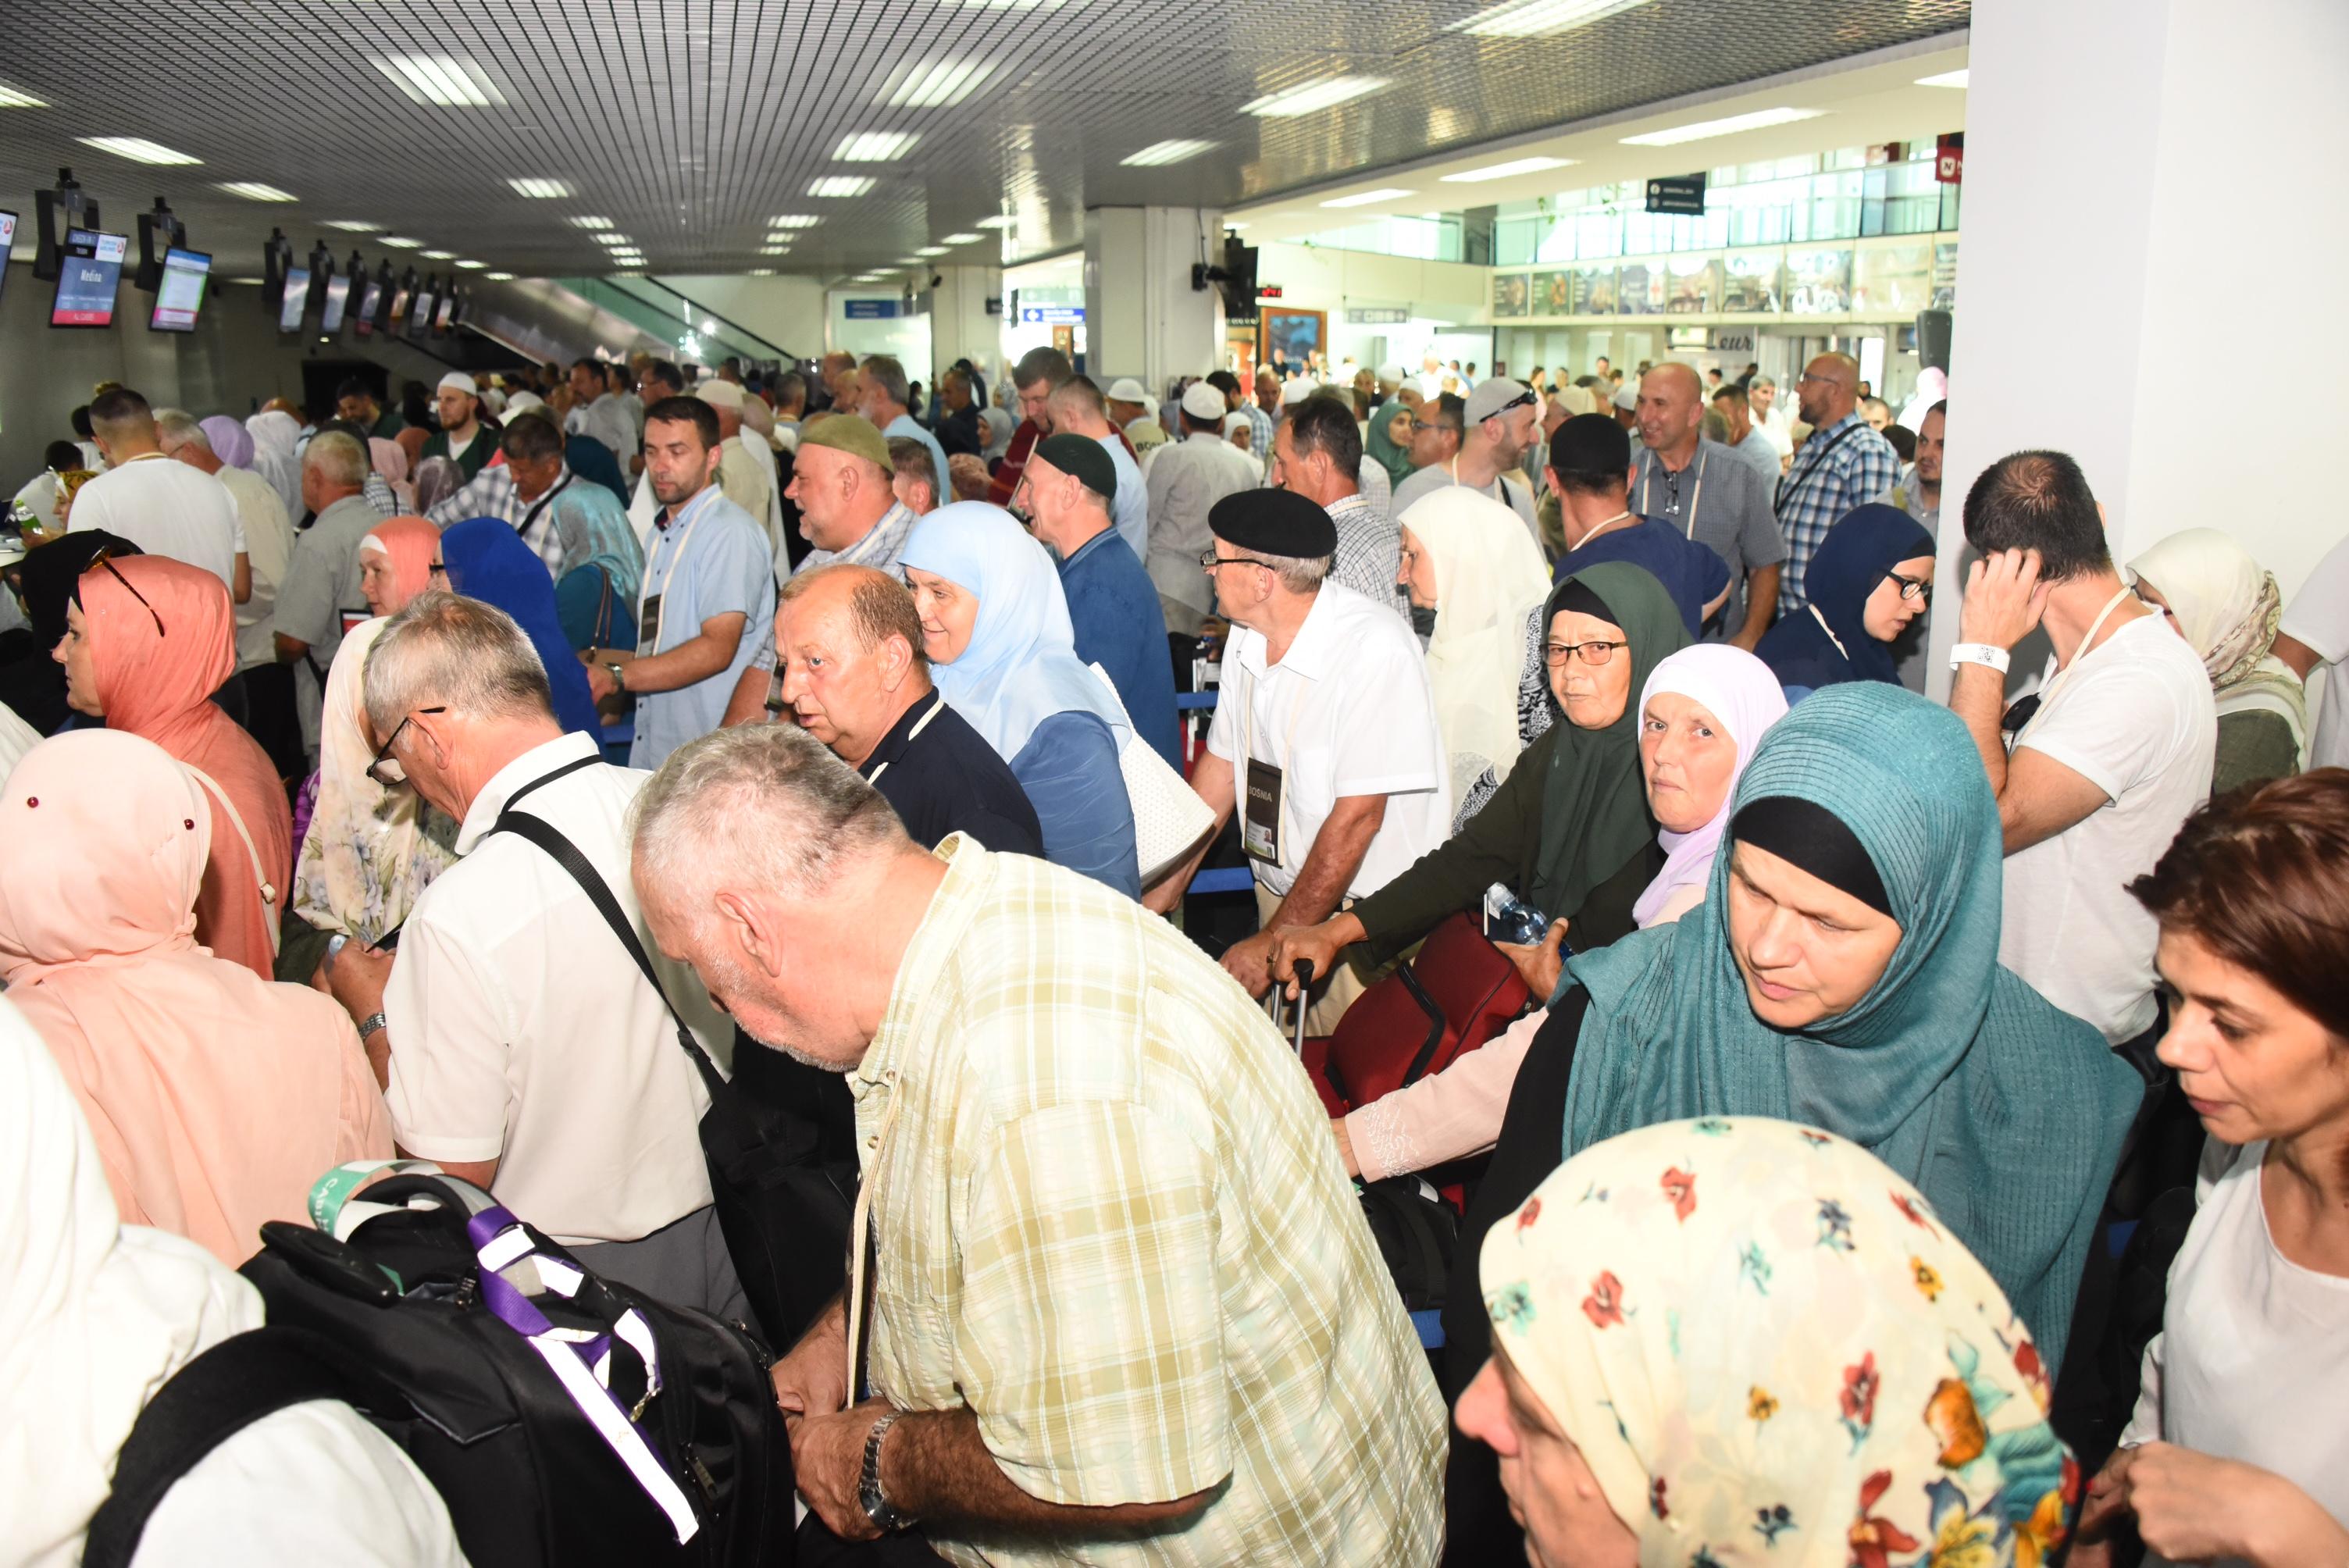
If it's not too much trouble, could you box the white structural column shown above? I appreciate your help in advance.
[926,263,1004,384]
[1083,207,1224,397]
[1931,0,2349,697]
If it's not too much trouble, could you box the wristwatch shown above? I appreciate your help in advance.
[858,1411,915,1533]
[355,1011,388,1041]
[603,660,627,695]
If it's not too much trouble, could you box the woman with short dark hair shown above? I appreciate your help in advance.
[2072,771,2349,1567]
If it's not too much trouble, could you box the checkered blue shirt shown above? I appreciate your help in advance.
[1244,403,1275,475]
[1771,410,1900,617]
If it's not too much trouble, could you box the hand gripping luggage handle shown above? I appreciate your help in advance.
[1269,958,1315,1053]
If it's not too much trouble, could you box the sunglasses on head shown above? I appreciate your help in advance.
[80,547,164,639]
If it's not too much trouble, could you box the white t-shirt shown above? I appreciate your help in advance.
[2122,1139,2349,1566]
[1206,581,1452,900]
[2279,532,2349,772]
[384,732,729,1245]
[213,464,294,671]
[65,453,246,592]
[1998,611,2215,1043]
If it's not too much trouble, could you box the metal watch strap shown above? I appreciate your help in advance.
[355,1011,388,1040]
[859,1409,914,1532]
[604,660,627,695]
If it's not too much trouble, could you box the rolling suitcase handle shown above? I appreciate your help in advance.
[1265,959,1316,1052]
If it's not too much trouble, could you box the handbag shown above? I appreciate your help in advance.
[1087,661,1215,884]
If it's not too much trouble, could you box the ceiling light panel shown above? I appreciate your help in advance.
[768,215,820,229]
[1441,155,1577,184]
[1620,105,1826,146]
[879,57,995,108]
[78,136,200,165]
[380,236,423,248]
[1321,187,1414,208]
[454,258,485,269]
[322,219,381,232]
[1449,0,1653,37]
[0,84,48,109]
[1915,69,1969,87]
[216,180,296,201]
[567,215,615,230]
[374,55,504,107]
[487,272,515,281]
[940,232,982,244]
[508,177,572,198]
[1241,77,1388,117]
[422,249,455,259]
[835,131,918,161]
[811,176,876,197]
[915,246,948,256]
[975,216,1016,229]
[1122,139,1216,167]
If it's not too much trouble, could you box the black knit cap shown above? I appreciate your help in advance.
[1548,411,1632,479]
[1209,487,1338,559]
[1031,433,1118,504]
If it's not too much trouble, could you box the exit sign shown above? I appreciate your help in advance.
[1257,285,1283,299]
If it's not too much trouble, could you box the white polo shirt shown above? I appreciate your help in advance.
[66,452,246,592]
[383,732,729,1245]
[1206,580,1451,900]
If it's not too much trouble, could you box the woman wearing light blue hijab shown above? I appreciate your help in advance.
[899,501,1140,897]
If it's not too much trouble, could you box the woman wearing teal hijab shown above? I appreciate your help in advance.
[1364,400,1415,490]
[1439,681,2138,1559]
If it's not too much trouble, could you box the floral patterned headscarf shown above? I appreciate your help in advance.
[1480,1117,2080,1568]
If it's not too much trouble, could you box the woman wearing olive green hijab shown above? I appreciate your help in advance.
[1363,399,1416,490]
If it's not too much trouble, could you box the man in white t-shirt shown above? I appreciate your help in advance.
[1146,489,1450,1032]
[2273,532,2349,772]
[69,387,249,601]
[1948,451,2215,1047]
[322,591,743,1320]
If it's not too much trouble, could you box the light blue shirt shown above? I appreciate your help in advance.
[629,486,775,770]
[885,413,952,509]
[1096,433,1147,561]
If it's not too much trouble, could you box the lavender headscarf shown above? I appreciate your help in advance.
[199,416,254,469]
[1630,643,1789,928]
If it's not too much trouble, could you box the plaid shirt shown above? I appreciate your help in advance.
[1244,402,1275,475]
[1325,490,1407,622]
[1771,409,1899,616]
[427,461,571,576]
[853,840,1445,1567]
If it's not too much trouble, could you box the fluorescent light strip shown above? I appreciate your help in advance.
[78,135,200,166]
[1447,0,1651,37]
[975,215,1015,229]
[1441,155,1577,184]
[768,214,820,229]
[568,215,615,230]
[760,244,791,255]
[0,84,48,109]
[1240,76,1388,117]
[487,271,515,280]
[455,259,485,269]
[750,268,775,276]
[835,131,918,161]
[1620,105,1825,147]
[323,219,381,232]
[1321,187,1414,208]
[879,56,994,109]
[374,55,504,106]
[915,246,948,257]
[1121,138,1216,167]
[940,232,982,244]
[592,232,634,246]
[1915,69,1969,88]
[811,176,876,197]
[422,249,455,259]
[508,177,572,198]
[380,236,423,248]
[216,180,297,201]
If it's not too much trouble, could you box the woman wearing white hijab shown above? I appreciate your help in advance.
[2127,527,2308,792]
[0,994,466,1568]
[241,409,304,520]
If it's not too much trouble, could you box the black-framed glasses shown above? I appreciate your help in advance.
[80,547,164,639]
[1884,570,1932,605]
[1544,638,1629,667]
[367,706,447,787]
[1199,549,1283,574]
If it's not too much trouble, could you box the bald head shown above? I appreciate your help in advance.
[772,563,929,765]
[1795,352,1860,428]
[1634,362,1706,460]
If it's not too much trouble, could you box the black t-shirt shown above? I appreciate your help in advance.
[859,690,1044,857]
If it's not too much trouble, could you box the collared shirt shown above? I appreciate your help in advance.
[276,493,378,679]
[1631,438,1788,640]
[1143,432,1260,616]
[362,473,400,519]
[854,688,1042,855]
[883,412,951,508]
[1731,425,1782,480]
[631,485,775,769]
[428,461,571,576]
[1772,409,1899,616]
[750,500,918,673]
[383,731,727,1245]
[850,839,1445,1568]
[1205,581,1451,900]
[1057,529,1181,771]
[1324,490,1407,623]
[1354,454,1392,521]
[214,464,294,671]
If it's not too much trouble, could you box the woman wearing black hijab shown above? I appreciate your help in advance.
[0,531,143,735]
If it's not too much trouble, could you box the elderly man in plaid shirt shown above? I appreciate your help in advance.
[1772,351,1900,617]
[633,723,1445,1567]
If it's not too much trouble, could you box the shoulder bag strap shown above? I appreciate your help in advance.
[181,763,281,957]
[491,808,725,1099]
[82,1328,361,1568]
[1772,419,1864,509]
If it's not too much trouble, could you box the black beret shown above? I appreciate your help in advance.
[1548,412,1632,479]
[1031,433,1118,506]
[1208,486,1338,560]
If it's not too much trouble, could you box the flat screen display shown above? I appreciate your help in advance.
[408,290,434,339]
[355,278,383,335]
[51,228,128,327]
[319,272,352,333]
[0,211,16,312]
[387,286,411,326]
[277,265,310,332]
[149,247,211,333]
[433,294,455,332]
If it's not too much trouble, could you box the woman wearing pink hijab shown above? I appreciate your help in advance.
[0,729,390,1266]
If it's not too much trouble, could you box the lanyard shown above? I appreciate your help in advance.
[2018,586,2136,745]
[1570,510,1634,551]
[1445,456,1509,510]
[1241,654,1311,872]
[1637,447,1707,540]
[863,694,946,782]
[517,470,573,546]
[844,1069,907,1400]
[501,753,601,815]
[643,490,715,652]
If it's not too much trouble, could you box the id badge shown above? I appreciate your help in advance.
[338,606,372,638]
[1242,757,1283,864]
[636,592,663,655]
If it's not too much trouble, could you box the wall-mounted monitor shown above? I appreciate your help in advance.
[0,211,16,311]
[388,285,411,327]
[149,246,211,333]
[319,272,352,333]
[408,289,435,339]
[276,265,311,332]
[355,276,383,336]
[51,228,128,327]
[433,293,455,332]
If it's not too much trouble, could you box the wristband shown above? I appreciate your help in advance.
[1948,642,2012,675]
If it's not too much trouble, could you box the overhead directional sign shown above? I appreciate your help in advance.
[1645,173,1707,216]
[1020,304,1084,324]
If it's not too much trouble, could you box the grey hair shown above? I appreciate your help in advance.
[860,354,911,408]
[632,724,908,922]
[303,430,369,488]
[1256,550,1331,595]
[363,590,555,736]
[1749,374,1777,392]
[152,408,210,452]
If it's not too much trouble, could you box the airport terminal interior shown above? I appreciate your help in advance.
[1,1,2344,1563]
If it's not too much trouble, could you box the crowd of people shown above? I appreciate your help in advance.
[3,334,2344,1568]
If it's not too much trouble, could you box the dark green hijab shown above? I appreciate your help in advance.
[1557,682,2140,1370]
[1365,400,1414,488]
[1527,561,1691,919]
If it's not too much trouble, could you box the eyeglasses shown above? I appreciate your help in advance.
[1884,571,1932,605]
[1409,420,1460,435]
[1199,549,1284,574]
[366,706,446,787]
[1543,638,1629,667]
[80,547,165,639]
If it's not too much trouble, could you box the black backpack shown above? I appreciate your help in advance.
[84,1174,795,1568]
[1357,1176,1459,1313]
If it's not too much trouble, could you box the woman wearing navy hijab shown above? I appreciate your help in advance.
[1754,503,1935,698]
[437,518,603,739]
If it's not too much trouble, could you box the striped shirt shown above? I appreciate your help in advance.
[853,840,1445,1567]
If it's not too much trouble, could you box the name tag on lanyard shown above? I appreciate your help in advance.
[1242,758,1284,864]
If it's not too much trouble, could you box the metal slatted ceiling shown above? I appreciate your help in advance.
[0,0,1966,280]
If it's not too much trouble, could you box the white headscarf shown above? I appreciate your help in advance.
[1630,643,1789,928]
[1401,486,1553,804]
[244,410,305,519]
[0,992,263,1567]
[2127,527,2307,763]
